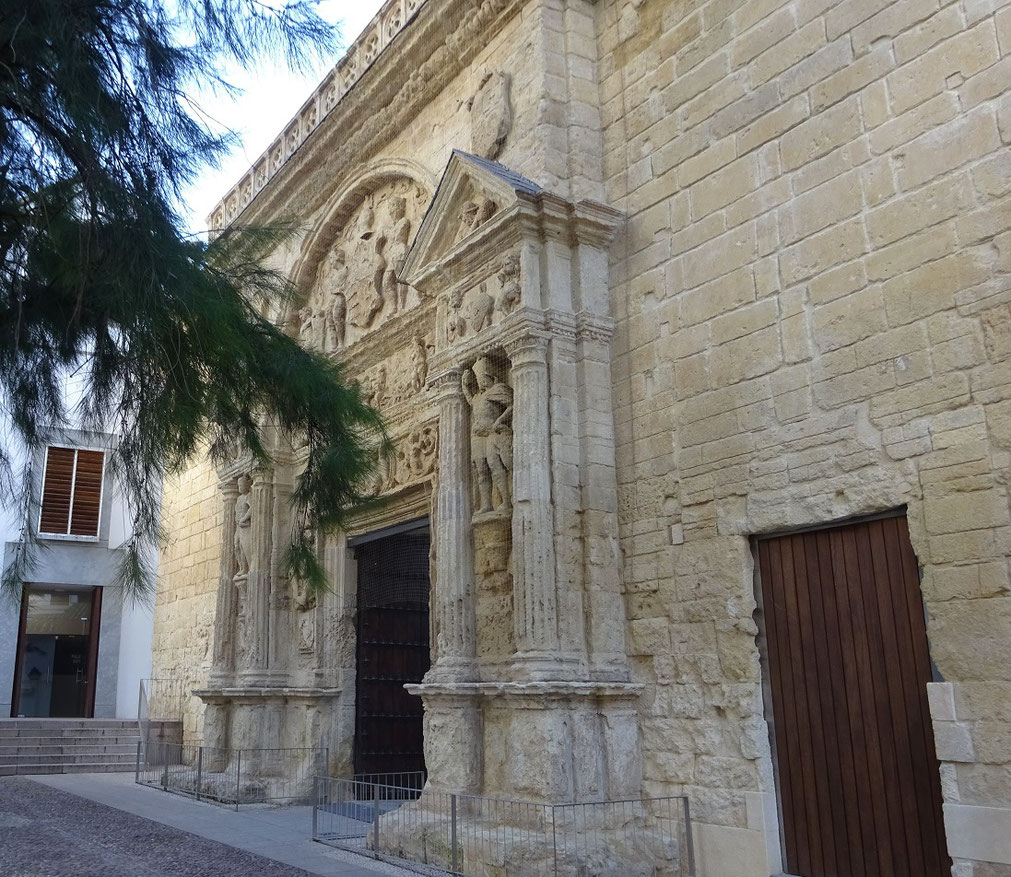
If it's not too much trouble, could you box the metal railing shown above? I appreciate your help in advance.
[136,742,328,810]
[313,776,695,876]
[138,677,186,723]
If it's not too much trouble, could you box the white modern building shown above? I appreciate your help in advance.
[0,424,155,720]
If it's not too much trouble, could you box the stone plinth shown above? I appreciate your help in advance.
[408,680,643,802]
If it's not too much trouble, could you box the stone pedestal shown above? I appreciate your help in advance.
[473,515,513,669]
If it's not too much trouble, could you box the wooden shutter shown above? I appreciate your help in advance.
[69,450,104,536]
[39,447,76,534]
[38,446,104,537]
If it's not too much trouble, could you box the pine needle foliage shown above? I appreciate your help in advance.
[0,1,388,598]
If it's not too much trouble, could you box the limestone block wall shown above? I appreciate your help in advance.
[151,455,222,744]
[595,0,1011,873]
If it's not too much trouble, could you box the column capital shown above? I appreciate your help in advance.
[504,330,551,365]
[219,478,240,498]
[430,365,468,401]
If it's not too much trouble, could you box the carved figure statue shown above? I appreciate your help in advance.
[327,292,347,351]
[292,525,317,612]
[455,196,497,243]
[411,333,428,392]
[297,306,316,347]
[320,248,349,350]
[233,474,252,579]
[498,253,521,314]
[462,357,513,514]
[383,196,412,313]
[447,288,466,342]
[373,365,388,409]
[465,282,495,334]
[364,235,387,326]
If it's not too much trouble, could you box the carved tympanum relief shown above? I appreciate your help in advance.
[463,356,513,518]
[297,179,428,352]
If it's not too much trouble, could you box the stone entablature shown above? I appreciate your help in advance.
[209,0,430,230]
[209,0,521,232]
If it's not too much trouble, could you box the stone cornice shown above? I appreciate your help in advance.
[210,0,523,234]
[406,680,644,704]
[194,686,342,702]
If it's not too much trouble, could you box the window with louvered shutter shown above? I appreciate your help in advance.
[38,446,105,538]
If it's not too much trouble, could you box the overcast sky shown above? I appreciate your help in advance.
[182,0,385,235]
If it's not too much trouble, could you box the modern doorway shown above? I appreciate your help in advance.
[11,585,101,718]
[353,522,430,783]
[755,513,950,876]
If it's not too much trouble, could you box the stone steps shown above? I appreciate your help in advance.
[0,719,181,775]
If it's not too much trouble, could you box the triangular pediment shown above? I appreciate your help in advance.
[401,151,543,288]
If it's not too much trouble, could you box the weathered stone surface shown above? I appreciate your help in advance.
[153,0,1011,873]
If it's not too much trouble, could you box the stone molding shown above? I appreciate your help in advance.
[194,686,341,702]
[407,680,644,701]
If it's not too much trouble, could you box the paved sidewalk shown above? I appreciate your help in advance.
[18,772,416,876]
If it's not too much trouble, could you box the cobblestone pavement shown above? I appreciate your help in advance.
[0,776,319,877]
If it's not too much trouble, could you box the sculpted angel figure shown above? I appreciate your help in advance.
[462,357,513,514]
[233,474,252,579]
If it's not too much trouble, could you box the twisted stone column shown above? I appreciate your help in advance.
[427,367,476,682]
[507,333,560,677]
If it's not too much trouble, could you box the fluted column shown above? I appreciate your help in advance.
[209,479,239,687]
[426,367,477,682]
[267,469,294,685]
[239,472,273,685]
[507,333,560,677]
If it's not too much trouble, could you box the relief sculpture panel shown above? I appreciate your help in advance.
[297,179,429,352]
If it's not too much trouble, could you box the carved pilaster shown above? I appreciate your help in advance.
[426,367,477,682]
[239,472,273,685]
[268,470,294,685]
[507,333,561,678]
[209,479,240,687]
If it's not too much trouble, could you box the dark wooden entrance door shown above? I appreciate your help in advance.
[756,514,950,877]
[354,527,430,783]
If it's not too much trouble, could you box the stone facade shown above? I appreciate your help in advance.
[153,0,1011,873]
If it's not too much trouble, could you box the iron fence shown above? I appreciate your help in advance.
[313,776,695,876]
[136,742,327,810]
[138,678,187,722]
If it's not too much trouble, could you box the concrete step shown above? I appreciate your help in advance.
[0,720,179,773]
[0,746,139,762]
[2,760,138,776]
[0,752,137,767]
[0,743,137,754]
[0,721,178,738]
[0,736,141,749]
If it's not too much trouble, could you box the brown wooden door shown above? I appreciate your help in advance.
[756,515,950,877]
[354,529,430,783]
